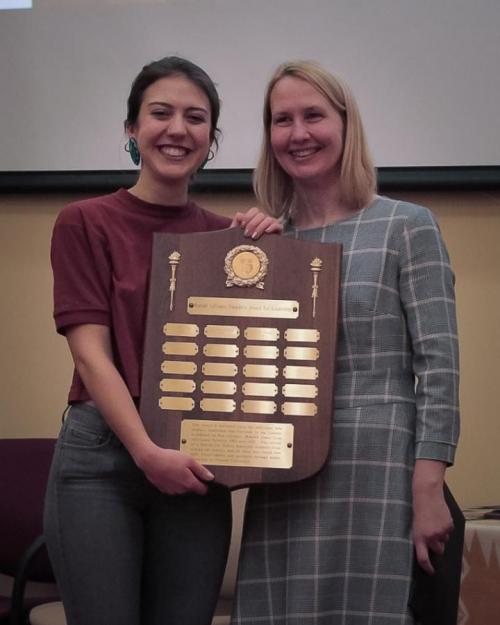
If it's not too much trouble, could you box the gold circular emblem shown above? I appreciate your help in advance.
[224,245,268,289]
[232,251,261,279]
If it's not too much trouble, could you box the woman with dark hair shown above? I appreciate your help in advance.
[231,61,460,625]
[44,56,281,625]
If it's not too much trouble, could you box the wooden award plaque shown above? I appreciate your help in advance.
[140,228,342,489]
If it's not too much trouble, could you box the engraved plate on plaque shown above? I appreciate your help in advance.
[282,384,318,398]
[202,362,238,377]
[187,297,299,319]
[242,382,278,397]
[203,344,239,358]
[159,397,195,411]
[244,327,280,341]
[159,379,196,393]
[162,342,199,356]
[284,346,319,361]
[180,420,294,469]
[282,402,318,417]
[204,325,240,339]
[241,400,277,414]
[283,365,319,380]
[163,323,199,337]
[161,361,197,376]
[243,364,279,379]
[201,381,237,395]
[244,345,279,359]
[285,328,320,343]
[200,398,236,413]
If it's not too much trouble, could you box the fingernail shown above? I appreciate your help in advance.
[206,470,215,480]
[252,231,258,239]
[244,229,249,236]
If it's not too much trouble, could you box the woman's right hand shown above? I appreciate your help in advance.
[136,444,215,495]
[65,324,215,496]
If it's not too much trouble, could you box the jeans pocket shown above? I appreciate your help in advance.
[60,405,113,450]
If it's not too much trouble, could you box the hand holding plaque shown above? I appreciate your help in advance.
[140,228,341,489]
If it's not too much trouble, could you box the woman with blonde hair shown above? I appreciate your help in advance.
[231,61,459,624]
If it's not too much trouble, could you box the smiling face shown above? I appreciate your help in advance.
[269,76,345,188]
[128,74,211,193]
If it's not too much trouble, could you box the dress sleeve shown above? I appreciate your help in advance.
[399,206,460,464]
[51,204,112,334]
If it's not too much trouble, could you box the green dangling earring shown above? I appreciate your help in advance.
[126,137,141,166]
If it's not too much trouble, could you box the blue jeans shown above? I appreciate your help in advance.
[44,404,232,625]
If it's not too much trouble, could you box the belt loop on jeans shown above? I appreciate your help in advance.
[61,405,71,423]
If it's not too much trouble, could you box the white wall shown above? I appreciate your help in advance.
[1,0,499,171]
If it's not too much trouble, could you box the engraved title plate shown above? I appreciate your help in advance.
[188,297,299,319]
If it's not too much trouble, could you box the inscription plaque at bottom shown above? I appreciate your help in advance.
[180,420,294,469]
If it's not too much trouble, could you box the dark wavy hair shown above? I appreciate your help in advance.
[124,56,221,150]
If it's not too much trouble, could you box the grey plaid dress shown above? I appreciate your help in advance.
[231,196,459,625]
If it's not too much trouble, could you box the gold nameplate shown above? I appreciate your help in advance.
[204,325,240,339]
[162,342,199,356]
[243,364,279,379]
[203,344,239,358]
[244,327,280,341]
[159,379,196,393]
[284,346,319,361]
[282,402,318,417]
[163,323,199,338]
[242,382,278,397]
[244,345,279,359]
[161,361,197,376]
[283,365,319,380]
[241,400,277,414]
[282,384,318,398]
[200,398,236,413]
[159,397,195,411]
[201,380,237,395]
[202,362,238,377]
[285,328,320,343]
[187,297,299,319]
[180,420,293,469]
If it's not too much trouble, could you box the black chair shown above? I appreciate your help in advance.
[0,438,59,625]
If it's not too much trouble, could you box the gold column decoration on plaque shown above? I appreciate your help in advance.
[168,251,181,311]
[310,257,323,319]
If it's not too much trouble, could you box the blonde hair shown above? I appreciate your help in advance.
[254,61,376,219]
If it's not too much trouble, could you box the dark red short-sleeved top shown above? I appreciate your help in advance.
[51,188,231,402]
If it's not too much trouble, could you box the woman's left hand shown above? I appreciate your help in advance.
[231,206,283,239]
[412,459,453,574]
